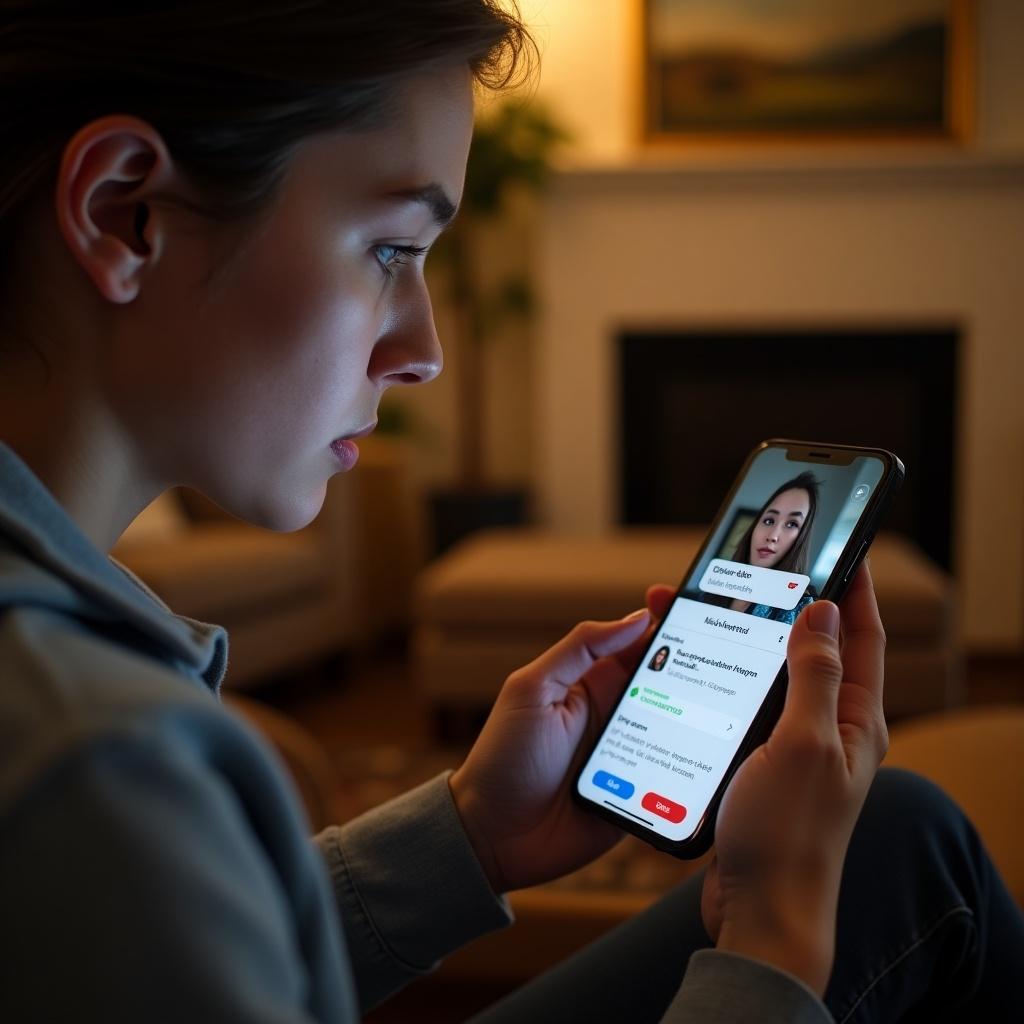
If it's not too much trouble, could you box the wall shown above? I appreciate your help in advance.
[396,0,1024,650]
[528,0,1024,653]
[396,2,1024,491]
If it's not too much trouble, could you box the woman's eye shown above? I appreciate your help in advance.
[374,243,428,280]
[762,516,775,526]
[786,520,800,529]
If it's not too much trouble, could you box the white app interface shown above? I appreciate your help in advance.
[576,451,885,842]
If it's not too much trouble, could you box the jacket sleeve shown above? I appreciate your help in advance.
[660,950,833,1024]
[317,775,833,1022]
[0,720,357,1022]
[314,772,513,1012]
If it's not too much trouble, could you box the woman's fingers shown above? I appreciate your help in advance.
[835,562,886,707]
[516,585,675,704]
[500,584,675,713]
[506,610,651,704]
[645,583,675,618]
[580,585,676,729]
[778,566,887,777]
[579,654,637,732]
[609,584,675,675]
[780,600,844,738]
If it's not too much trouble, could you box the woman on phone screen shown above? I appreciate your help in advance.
[716,471,820,624]
[1,3,1021,1022]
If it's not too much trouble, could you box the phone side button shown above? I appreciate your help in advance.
[843,542,869,584]
[641,791,687,823]
[593,771,635,800]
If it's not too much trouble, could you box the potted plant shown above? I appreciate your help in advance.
[427,99,569,554]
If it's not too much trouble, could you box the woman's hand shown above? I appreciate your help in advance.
[449,593,675,894]
[705,563,888,995]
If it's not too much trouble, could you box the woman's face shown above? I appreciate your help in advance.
[107,64,474,530]
[748,487,811,568]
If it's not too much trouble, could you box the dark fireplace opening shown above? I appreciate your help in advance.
[619,327,959,571]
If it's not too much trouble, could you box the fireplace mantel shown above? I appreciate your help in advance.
[535,148,1024,650]
[551,151,1024,192]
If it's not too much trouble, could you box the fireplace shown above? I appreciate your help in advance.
[536,156,1024,648]
[619,327,959,571]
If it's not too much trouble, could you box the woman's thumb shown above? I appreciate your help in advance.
[515,609,651,698]
[781,601,843,732]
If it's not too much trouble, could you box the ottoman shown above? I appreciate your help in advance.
[412,528,962,720]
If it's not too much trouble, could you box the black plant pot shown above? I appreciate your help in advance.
[428,487,529,557]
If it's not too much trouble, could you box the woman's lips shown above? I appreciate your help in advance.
[329,422,376,470]
[330,439,359,470]
[757,547,775,559]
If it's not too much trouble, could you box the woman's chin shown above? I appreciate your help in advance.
[224,485,328,533]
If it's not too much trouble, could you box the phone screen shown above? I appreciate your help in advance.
[576,446,887,842]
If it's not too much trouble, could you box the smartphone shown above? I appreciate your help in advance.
[573,439,904,859]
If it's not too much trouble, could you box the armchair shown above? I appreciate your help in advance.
[113,436,422,688]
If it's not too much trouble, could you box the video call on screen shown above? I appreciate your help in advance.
[577,448,884,841]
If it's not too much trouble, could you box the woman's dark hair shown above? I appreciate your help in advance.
[0,0,534,279]
[731,471,821,576]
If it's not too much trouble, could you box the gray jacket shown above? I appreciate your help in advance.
[0,442,829,1022]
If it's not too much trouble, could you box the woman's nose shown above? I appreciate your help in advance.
[370,287,444,387]
[378,342,443,386]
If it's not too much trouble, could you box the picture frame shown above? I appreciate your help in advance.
[639,0,974,146]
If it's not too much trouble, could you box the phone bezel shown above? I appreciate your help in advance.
[571,438,905,859]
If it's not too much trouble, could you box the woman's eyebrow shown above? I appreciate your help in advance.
[386,184,458,226]
[766,506,805,517]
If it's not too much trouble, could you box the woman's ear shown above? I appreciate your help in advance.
[55,115,180,304]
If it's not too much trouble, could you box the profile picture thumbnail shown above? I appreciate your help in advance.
[648,645,670,672]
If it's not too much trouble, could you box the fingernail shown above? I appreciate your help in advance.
[623,608,649,624]
[807,601,840,639]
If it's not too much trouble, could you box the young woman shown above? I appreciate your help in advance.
[710,472,820,624]
[1,3,1021,1021]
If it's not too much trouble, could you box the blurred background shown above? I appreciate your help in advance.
[114,2,1023,1019]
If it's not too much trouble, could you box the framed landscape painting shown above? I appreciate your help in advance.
[641,0,973,144]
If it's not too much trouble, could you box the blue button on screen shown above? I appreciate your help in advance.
[593,770,635,800]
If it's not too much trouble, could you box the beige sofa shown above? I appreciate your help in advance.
[412,528,962,719]
[113,437,422,689]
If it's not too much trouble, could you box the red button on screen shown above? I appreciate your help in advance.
[641,791,687,823]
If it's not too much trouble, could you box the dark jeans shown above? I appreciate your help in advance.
[471,769,1024,1022]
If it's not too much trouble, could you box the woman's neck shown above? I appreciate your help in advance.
[1,371,160,552]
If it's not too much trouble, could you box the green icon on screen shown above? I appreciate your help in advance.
[629,687,639,698]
